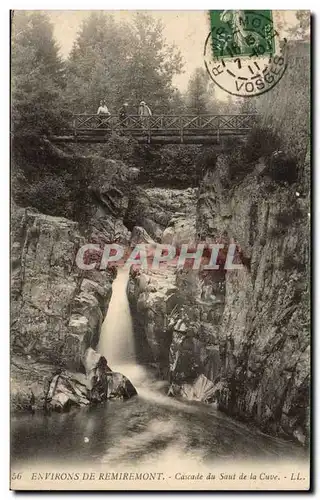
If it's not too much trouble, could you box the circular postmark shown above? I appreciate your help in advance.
[204,10,288,97]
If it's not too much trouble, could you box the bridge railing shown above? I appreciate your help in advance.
[72,114,258,137]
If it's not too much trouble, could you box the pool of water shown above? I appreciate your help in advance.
[11,371,306,469]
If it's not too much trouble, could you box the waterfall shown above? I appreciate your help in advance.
[97,267,157,395]
[97,267,195,406]
[98,267,135,366]
[98,267,151,391]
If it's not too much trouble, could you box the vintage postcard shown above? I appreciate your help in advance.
[10,10,311,491]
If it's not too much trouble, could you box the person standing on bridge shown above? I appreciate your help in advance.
[118,102,129,128]
[97,100,111,116]
[138,101,152,130]
[97,100,111,129]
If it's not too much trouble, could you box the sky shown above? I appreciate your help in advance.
[47,10,299,94]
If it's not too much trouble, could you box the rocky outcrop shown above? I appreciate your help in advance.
[128,186,201,377]
[10,206,138,411]
[11,135,310,444]
[129,148,309,445]
[46,348,137,411]
[11,347,137,413]
[196,151,310,443]
[11,207,112,369]
[11,356,56,412]
[89,158,137,245]
[125,186,197,244]
[130,268,177,378]
[128,187,224,386]
[11,154,140,412]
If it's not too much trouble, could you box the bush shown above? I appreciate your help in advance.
[265,151,298,185]
[275,207,303,227]
[14,172,92,223]
[226,126,300,185]
[137,144,209,188]
[11,138,93,223]
[283,256,305,272]
[242,126,281,163]
[97,133,140,167]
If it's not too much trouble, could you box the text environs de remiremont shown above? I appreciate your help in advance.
[29,470,304,482]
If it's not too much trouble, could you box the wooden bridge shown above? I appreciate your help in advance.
[50,114,258,145]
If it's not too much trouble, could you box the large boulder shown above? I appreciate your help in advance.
[89,158,137,220]
[11,356,56,412]
[105,372,137,400]
[130,268,178,378]
[88,159,138,246]
[45,348,137,411]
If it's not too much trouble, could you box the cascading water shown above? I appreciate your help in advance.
[98,266,152,393]
[98,267,178,403]
[98,267,135,366]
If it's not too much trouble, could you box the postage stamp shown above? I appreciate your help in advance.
[204,10,288,97]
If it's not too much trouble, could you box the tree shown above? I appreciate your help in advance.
[287,11,310,41]
[66,13,130,113]
[167,88,186,114]
[238,97,258,114]
[65,12,184,114]
[11,11,66,137]
[186,68,210,114]
[122,13,184,111]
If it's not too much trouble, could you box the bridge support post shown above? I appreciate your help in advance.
[73,117,78,142]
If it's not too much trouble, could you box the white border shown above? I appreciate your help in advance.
[1,2,317,499]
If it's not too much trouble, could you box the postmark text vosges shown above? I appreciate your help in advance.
[204,10,288,97]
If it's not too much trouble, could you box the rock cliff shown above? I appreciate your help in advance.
[11,156,138,412]
[130,150,310,444]
[197,150,310,444]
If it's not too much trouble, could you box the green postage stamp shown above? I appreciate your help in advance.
[209,10,276,59]
[204,10,288,97]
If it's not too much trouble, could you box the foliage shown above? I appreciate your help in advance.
[186,67,223,114]
[224,123,299,186]
[255,39,310,164]
[265,152,298,185]
[287,11,310,41]
[97,133,140,167]
[11,138,93,222]
[65,12,184,114]
[11,11,68,137]
[282,256,305,272]
[11,11,186,219]
[275,206,303,227]
[226,126,286,182]
[11,11,309,222]
[186,68,210,114]
[137,144,210,188]
[237,97,258,115]
[242,126,281,163]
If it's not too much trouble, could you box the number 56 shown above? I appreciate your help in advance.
[11,472,22,480]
